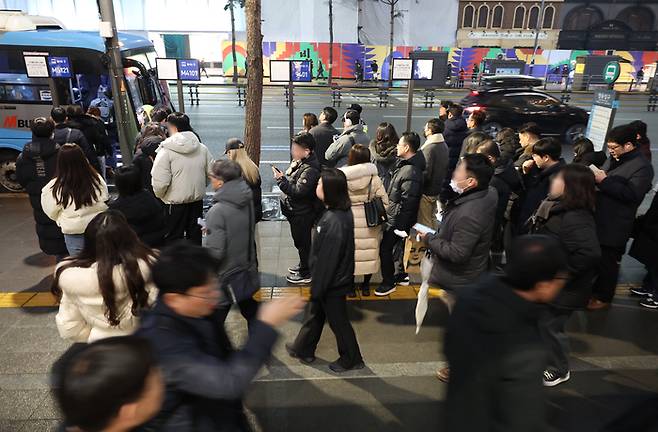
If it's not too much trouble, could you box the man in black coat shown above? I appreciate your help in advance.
[15,117,68,259]
[445,235,568,432]
[514,137,565,233]
[376,132,425,297]
[275,132,322,284]
[308,107,339,168]
[50,106,101,173]
[440,104,469,203]
[589,125,654,309]
[137,243,304,432]
[629,188,658,308]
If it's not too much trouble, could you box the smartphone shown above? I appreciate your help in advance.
[270,164,282,173]
[588,164,600,173]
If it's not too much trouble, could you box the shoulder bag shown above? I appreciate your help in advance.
[364,175,388,227]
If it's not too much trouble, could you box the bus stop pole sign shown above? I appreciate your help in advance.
[585,89,619,152]
[155,58,201,114]
[603,61,621,85]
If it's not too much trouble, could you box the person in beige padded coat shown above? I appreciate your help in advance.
[340,144,389,296]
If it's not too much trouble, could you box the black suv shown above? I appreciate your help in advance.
[460,83,589,144]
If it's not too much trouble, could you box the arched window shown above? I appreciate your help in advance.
[617,6,654,32]
[542,5,555,29]
[492,5,504,29]
[563,6,604,31]
[477,4,489,28]
[528,5,540,30]
[462,4,475,28]
[513,5,526,29]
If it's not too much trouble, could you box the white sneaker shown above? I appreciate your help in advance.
[543,370,570,387]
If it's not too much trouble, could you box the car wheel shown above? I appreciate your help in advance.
[565,124,586,145]
[0,150,22,193]
[482,122,502,136]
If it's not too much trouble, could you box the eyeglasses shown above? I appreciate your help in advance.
[184,290,220,301]
[607,144,623,152]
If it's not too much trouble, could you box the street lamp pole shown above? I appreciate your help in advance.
[530,0,546,67]
[97,0,132,164]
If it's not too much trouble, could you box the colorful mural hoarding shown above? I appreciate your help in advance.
[221,41,658,82]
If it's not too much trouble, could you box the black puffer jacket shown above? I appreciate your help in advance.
[310,208,355,299]
[133,135,163,194]
[108,190,167,248]
[595,149,654,247]
[369,140,397,190]
[278,152,322,218]
[630,191,658,269]
[247,176,263,223]
[53,123,101,173]
[529,199,601,309]
[386,152,425,232]
[514,159,565,234]
[443,117,468,171]
[15,137,68,256]
[67,115,107,157]
[490,158,522,233]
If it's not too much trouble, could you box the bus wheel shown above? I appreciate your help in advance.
[0,150,22,193]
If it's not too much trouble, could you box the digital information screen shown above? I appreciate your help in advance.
[47,56,72,78]
[178,59,201,81]
[155,58,179,80]
[413,59,434,80]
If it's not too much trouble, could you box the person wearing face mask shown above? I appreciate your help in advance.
[512,137,565,235]
[275,132,323,285]
[420,153,497,383]
[588,125,654,310]
[325,109,370,168]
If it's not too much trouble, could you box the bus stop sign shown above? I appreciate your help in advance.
[603,61,620,84]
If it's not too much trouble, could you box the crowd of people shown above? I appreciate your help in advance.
[12,96,658,430]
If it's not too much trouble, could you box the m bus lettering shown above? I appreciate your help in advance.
[3,116,16,128]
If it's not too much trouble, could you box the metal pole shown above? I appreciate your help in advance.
[176,80,185,113]
[530,0,546,66]
[405,78,414,133]
[98,0,132,164]
[288,82,295,156]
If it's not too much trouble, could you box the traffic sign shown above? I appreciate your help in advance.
[47,56,72,78]
[603,61,620,84]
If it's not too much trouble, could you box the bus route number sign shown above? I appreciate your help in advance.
[48,56,72,79]
[177,59,201,81]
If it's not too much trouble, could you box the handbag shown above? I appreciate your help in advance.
[220,203,259,304]
[364,175,387,227]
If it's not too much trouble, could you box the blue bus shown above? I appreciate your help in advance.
[0,14,170,191]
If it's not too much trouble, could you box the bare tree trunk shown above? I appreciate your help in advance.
[244,0,263,164]
[230,3,238,84]
[387,0,396,87]
[328,0,334,86]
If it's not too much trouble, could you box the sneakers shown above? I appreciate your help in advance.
[435,367,450,383]
[329,360,365,373]
[286,273,312,285]
[288,263,301,274]
[639,295,658,309]
[394,273,410,286]
[543,370,570,387]
[631,286,652,296]
[374,284,396,296]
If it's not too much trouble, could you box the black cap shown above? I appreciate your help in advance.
[225,137,244,154]
[347,103,362,114]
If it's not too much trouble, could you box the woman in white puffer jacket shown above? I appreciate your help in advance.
[340,144,389,296]
[41,143,108,256]
[52,210,157,343]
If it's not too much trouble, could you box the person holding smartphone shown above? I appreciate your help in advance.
[274,132,322,285]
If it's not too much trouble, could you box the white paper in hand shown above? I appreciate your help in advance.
[393,229,408,238]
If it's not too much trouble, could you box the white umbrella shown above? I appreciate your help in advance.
[415,253,434,334]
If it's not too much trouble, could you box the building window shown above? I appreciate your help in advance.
[528,5,540,30]
[463,4,475,28]
[616,6,654,32]
[492,4,504,29]
[477,4,489,28]
[542,5,555,29]
[513,5,526,30]
[563,6,604,31]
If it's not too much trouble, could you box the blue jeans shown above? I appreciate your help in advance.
[64,234,85,257]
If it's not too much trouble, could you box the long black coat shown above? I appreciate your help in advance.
[15,137,68,256]
[309,208,355,299]
[137,301,277,432]
[443,117,468,172]
[529,200,601,309]
[629,191,658,269]
[595,149,654,247]
[514,159,565,234]
[445,275,547,432]
[108,190,166,248]
[386,152,425,232]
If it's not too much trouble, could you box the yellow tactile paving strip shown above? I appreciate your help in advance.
[0,284,639,308]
